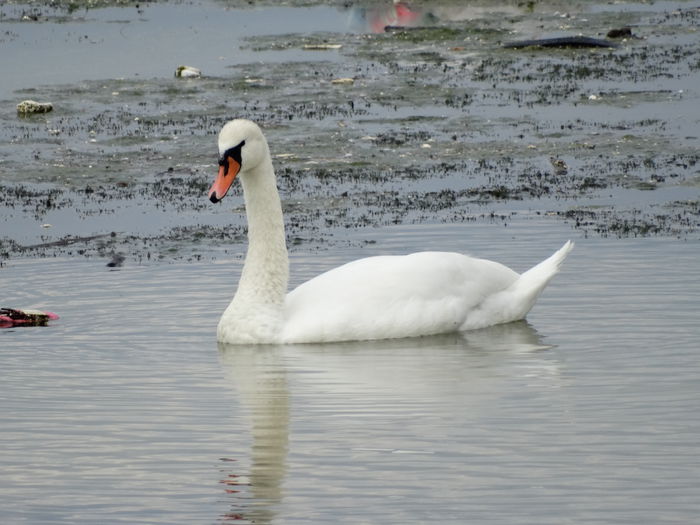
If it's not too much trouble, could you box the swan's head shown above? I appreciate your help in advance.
[209,119,268,203]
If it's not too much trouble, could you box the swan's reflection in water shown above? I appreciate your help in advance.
[218,321,557,523]
[218,346,290,523]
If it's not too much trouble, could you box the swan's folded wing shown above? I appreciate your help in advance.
[281,252,518,343]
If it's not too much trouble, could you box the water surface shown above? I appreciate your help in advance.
[2,222,699,523]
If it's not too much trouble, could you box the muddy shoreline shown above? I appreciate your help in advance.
[2,1,699,263]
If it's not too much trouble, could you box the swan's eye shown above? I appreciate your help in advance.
[218,140,245,176]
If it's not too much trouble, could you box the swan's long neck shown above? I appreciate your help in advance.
[234,156,289,307]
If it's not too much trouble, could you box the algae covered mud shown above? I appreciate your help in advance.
[1,0,699,262]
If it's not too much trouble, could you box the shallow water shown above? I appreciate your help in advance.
[2,221,699,523]
[0,2,349,100]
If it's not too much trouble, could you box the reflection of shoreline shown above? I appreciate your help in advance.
[217,321,558,521]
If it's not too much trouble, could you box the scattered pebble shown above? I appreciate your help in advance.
[550,157,569,175]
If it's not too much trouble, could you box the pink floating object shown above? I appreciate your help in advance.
[0,308,59,328]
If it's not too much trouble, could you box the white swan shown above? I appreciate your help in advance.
[209,119,573,344]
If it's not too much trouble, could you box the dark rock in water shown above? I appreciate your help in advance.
[107,253,126,268]
[607,27,633,39]
[503,36,619,49]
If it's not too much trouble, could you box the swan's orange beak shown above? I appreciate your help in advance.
[209,157,241,203]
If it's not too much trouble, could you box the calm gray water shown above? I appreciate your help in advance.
[2,221,699,524]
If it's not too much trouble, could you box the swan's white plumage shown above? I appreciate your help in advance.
[211,119,573,344]
[283,252,515,342]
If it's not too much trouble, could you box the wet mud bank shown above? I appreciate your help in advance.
[1,0,699,262]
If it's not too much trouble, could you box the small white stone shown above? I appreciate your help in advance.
[175,65,201,78]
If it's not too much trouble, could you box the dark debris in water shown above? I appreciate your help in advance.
[1,1,700,262]
[503,36,619,49]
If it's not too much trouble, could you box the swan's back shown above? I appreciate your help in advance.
[282,252,520,343]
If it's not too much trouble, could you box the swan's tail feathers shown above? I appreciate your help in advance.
[458,241,572,331]
[507,240,574,319]
[520,240,574,287]
[460,241,574,330]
